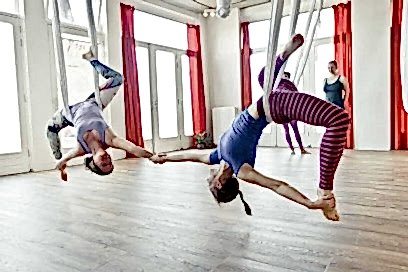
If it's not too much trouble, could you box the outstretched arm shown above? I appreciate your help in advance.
[238,164,334,211]
[150,150,214,165]
[55,143,86,181]
[110,136,153,158]
[106,128,153,158]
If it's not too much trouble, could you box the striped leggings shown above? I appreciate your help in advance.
[269,90,350,190]
[283,120,304,150]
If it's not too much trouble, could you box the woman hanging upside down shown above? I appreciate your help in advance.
[151,34,349,221]
[46,48,153,180]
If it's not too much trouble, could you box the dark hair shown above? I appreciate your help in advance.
[210,177,252,215]
[329,60,338,68]
[283,72,291,79]
[84,156,113,176]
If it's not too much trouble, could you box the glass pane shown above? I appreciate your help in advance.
[137,46,152,140]
[314,43,334,133]
[284,46,304,91]
[57,35,105,106]
[156,51,178,139]
[250,52,266,102]
[47,0,101,28]
[315,43,334,100]
[181,55,193,137]
[0,0,18,14]
[56,34,105,149]
[134,10,188,50]
[0,22,22,154]
[316,9,334,39]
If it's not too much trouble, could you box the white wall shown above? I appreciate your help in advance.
[24,0,57,171]
[352,0,391,151]
[105,0,126,160]
[240,0,349,22]
[205,8,242,109]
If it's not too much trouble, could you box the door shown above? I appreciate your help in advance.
[138,43,193,153]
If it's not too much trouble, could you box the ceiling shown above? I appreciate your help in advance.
[149,0,273,13]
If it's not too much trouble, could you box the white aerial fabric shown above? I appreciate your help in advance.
[51,0,71,121]
[86,0,101,109]
[262,0,284,123]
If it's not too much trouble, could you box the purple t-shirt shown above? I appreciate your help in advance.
[70,99,108,153]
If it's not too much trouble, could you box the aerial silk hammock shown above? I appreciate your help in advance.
[401,0,408,113]
[51,0,101,123]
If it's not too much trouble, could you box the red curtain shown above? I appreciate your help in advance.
[333,2,354,149]
[187,24,206,135]
[121,3,144,157]
[391,0,408,149]
[241,22,252,110]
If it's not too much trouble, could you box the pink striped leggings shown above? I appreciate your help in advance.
[269,90,350,190]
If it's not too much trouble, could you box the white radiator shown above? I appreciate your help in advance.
[212,106,239,145]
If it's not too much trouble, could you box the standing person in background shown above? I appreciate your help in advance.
[324,60,350,110]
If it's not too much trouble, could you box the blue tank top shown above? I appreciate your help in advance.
[324,76,344,108]
[209,110,269,175]
[70,99,108,153]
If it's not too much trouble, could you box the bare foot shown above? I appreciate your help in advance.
[301,149,311,155]
[82,47,95,61]
[281,34,304,60]
[317,189,340,221]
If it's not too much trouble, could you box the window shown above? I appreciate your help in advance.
[134,10,188,50]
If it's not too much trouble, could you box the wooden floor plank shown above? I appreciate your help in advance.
[0,148,407,271]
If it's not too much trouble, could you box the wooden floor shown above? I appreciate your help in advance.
[0,148,407,272]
